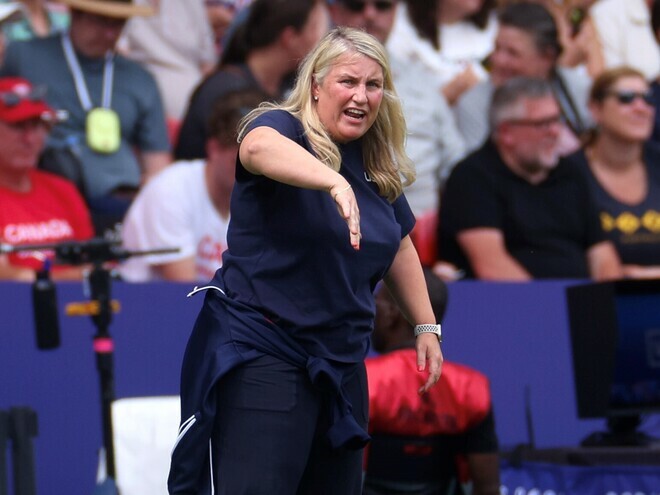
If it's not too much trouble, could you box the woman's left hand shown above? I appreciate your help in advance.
[416,333,443,394]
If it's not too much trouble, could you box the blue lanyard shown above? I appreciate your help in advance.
[61,33,114,111]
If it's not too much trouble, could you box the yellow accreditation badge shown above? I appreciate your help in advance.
[86,107,121,154]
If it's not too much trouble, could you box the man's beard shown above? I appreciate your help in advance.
[519,147,560,176]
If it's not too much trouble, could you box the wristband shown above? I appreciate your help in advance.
[414,324,442,341]
[332,184,352,201]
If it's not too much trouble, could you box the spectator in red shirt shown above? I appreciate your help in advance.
[0,77,94,281]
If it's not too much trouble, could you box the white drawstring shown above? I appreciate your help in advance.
[186,285,226,298]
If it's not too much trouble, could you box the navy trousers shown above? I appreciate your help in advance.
[211,354,368,494]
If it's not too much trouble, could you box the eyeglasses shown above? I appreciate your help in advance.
[604,90,654,106]
[0,85,47,107]
[341,0,395,13]
[503,115,563,130]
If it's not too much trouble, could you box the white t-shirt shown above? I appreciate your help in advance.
[590,0,660,81]
[439,17,497,68]
[387,3,496,89]
[119,160,229,282]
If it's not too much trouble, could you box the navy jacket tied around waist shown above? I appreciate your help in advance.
[167,282,370,494]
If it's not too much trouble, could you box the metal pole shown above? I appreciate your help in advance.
[88,265,116,479]
[9,407,37,495]
[0,410,8,495]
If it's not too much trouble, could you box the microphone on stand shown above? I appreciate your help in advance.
[3,237,179,352]
[31,259,60,350]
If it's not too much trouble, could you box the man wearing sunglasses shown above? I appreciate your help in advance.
[328,0,466,216]
[0,0,172,235]
[439,77,623,282]
[0,77,94,281]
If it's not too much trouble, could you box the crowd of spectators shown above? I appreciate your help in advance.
[0,0,171,235]
[0,0,659,284]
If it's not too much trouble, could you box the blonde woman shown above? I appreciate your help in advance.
[169,27,443,494]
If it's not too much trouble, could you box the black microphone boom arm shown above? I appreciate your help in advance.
[0,238,179,265]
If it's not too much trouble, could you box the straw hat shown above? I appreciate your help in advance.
[58,0,155,18]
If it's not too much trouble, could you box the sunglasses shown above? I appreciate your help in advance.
[605,90,654,106]
[342,0,395,13]
[0,85,47,107]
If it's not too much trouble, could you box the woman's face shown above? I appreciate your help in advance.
[312,52,384,143]
[592,76,655,143]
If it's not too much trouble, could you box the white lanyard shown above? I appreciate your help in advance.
[61,33,114,111]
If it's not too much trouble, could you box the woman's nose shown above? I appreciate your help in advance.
[353,85,367,103]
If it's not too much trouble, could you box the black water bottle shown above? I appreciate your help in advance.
[31,262,60,350]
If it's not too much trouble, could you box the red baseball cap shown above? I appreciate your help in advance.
[0,77,59,124]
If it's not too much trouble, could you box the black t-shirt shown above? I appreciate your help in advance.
[567,144,660,266]
[174,64,263,160]
[438,140,605,279]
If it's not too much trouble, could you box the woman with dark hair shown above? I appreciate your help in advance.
[387,0,497,104]
[174,0,328,160]
[567,66,660,278]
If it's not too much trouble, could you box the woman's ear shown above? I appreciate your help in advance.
[312,77,320,100]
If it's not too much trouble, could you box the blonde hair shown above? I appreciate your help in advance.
[238,26,415,202]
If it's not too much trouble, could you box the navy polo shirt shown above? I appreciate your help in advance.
[218,110,415,362]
